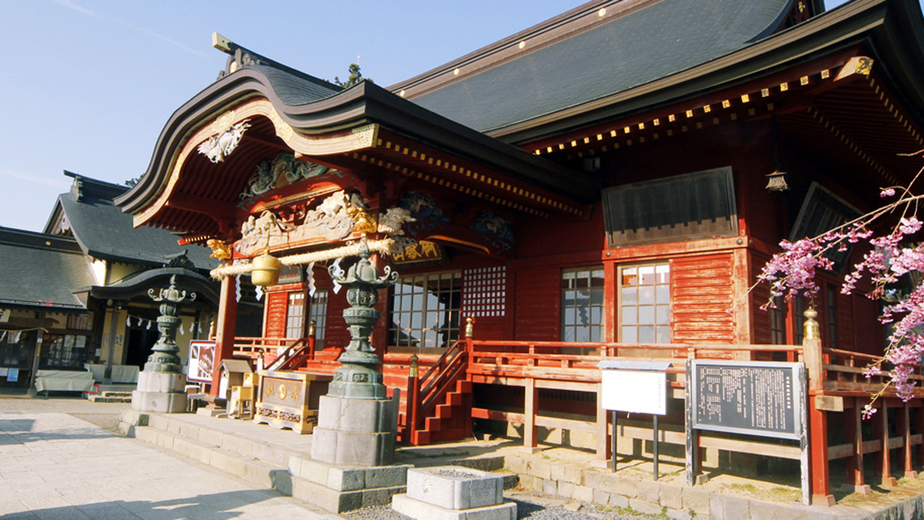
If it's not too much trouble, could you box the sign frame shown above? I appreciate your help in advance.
[689,359,804,440]
[187,340,216,383]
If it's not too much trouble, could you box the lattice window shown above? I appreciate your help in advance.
[285,292,305,339]
[562,267,605,342]
[462,266,507,318]
[389,271,462,349]
[309,290,328,349]
[619,263,670,343]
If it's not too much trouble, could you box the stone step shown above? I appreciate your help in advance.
[119,411,297,468]
[287,456,410,513]
[102,391,134,397]
[87,395,133,403]
[119,413,284,490]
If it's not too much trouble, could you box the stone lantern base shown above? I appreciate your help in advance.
[132,371,188,413]
[310,394,397,466]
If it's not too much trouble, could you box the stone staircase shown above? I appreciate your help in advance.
[86,390,134,403]
[117,410,508,513]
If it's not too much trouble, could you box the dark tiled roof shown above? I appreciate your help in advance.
[408,0,791,133]
[0,228,94,310]
[246,64,341,105]
[54,175,218,269]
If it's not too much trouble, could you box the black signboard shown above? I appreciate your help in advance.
[689,360,804,440]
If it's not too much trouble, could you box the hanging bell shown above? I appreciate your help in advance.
[765,170,789,192]
[251,250,281,286]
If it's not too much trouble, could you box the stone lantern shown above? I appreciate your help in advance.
[311,241,400,466]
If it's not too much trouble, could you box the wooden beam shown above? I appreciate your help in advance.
[166,193,235,221]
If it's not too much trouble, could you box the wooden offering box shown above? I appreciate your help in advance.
[255,370,332,434]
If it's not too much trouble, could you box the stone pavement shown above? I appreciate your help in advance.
[0,411,341,520]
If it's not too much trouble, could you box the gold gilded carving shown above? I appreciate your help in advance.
[392,241,443,265]
[265,382,274,397]
[211,111,236,134]
[278,384,288,400]
[269,107,295,142]
[352,124,379,149]
[347,206,378,234]
[207,239,233,262]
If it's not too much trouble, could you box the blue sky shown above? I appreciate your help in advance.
[0,0,893,232]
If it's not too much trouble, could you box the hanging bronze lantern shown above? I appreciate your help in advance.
[251,251,281,286]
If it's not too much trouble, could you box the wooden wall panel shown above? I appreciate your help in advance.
[325,288,350,349]
[836,292,854,352]
[264,292,288,338]
[514,268,560,341]
[671,253,736,344]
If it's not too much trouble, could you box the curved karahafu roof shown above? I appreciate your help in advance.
[115,50,600,238]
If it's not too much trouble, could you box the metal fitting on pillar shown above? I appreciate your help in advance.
[465,316,474,338]
[803,307,819,340]
[409,354,418,377]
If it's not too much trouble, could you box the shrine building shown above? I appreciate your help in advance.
[115,0,924,503]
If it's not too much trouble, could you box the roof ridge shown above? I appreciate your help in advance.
[389,0,663,99]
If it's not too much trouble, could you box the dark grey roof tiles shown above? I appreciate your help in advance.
[408,0,791,133]
[0,228,95,310]
[54,175,218,269]
[246,64,342,106]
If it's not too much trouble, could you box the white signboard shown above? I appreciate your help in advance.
[187,340,216,383]
[0,308,10,322]
[599,361,670,415]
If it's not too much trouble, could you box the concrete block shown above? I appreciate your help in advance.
[711,495,727,520]
[365,465,411,488]
[132,390,187,413]
[722,496,750,520]
[311,427,395,466]
[660,484,683,510]
[360,486,406,508]
[527,459,552,480]
[572,485,594,503]
[629,498,663,516]
[117,422,135,437]
[407,466,504,510]
[165,418,182,434]
[542,479,557,496]
[241,461,273,488]
[505,455,527,475]
[750,501,807,520]
[638,480,660,503]
[609,493,629,509]
[328,467,367,492]
[584,471,619,494]
[617,478,638,499]
[550,463,583,485]
[316,395,394,433]
[682,487,711,517]
[558,481,575,498]
[593,489,610,506]
[136,371,187,393]
[392,494,516,520]
[118,410,149,426]
[666,507,692,520]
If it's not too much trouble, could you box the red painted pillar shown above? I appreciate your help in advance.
[903,403,918,478]
[210,276,239,396]
[878,400,897,487]
[810,401,834,505]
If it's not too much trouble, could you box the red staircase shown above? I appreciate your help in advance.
[400,339,473,445]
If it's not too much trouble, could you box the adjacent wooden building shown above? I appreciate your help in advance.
[116,0,924,504]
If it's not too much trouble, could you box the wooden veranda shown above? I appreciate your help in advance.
[231,314,924,506]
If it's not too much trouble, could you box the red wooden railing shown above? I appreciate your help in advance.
[403,338,469,444]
